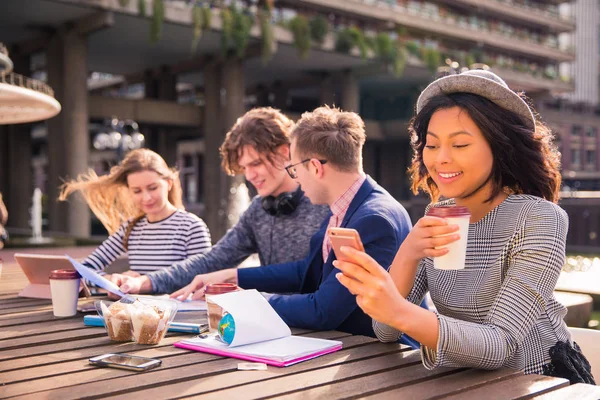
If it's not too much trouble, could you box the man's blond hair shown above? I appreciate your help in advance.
[291,106,366,172]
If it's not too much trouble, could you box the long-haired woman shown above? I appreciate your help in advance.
[334,70,595,384]
[60,148,211,278]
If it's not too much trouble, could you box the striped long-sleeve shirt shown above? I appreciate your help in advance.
[82,210,211,275]
[374,195,572,375]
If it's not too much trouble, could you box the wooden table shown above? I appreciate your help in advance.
[1,261,597,399]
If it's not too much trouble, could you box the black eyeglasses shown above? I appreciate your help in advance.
[285,159,327,179]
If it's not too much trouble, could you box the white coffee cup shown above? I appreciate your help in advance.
[49,269,81,317]
[427,206,470,270]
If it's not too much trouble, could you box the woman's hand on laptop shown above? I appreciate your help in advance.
[170,269,238,301]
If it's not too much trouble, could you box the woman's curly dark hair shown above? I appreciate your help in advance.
[408,92,562,203]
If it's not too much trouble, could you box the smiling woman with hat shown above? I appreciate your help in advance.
[333,69,596,384]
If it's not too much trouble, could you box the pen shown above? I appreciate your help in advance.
[83,315,208,334]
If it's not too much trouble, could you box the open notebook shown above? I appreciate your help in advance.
[174,290,342,367]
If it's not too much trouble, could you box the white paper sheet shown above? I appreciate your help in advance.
[67,255,126,297]
[138,294,207,311]
[210,289,291,347]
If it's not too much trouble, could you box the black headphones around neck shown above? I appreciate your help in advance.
[261,186,303,216]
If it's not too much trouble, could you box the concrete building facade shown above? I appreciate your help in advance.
[5,0,599,252]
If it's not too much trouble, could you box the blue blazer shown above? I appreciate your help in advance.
[238,176,412,337]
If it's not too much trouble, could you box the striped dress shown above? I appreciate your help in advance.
[374,194,572,375]
[82,210,211,275]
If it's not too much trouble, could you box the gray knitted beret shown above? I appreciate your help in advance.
[416,70,536,129]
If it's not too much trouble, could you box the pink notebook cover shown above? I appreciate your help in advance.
[174,341,343,367]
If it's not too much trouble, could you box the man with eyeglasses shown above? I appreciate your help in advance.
[168,106,415,340]
[110,107,329,296]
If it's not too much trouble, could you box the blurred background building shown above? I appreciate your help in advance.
[0,0,599,252]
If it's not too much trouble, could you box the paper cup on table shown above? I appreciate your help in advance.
[49,269,81,317]
[205,283,239,333]
[426,206,470,270]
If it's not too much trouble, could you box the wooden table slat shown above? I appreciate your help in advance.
[531,383,600,400]
[0,332,189,373]
[360,369,568,400]
[405,371,569,400]
[4,334,384,399]
[2,254,597,400]
[0,318,94,341]
[100,337,403,400]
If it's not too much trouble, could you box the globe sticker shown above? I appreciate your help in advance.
[218,313,236,345]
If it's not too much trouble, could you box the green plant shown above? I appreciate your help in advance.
[464,52,475,68]
[348,27,368,60]
[119,0,130,7]
[423,47,442,73]
[471,48,483,63]
[220,7,233,56]
[231,8,253,58]
[396,26,407,38]
[150,0,164,44]
[191,3,204,53]
[290,15,311,59]
[259,8,275,64]
[202,5,211,30]
[392,42,408,77]
[375,33,395,62]
[309,15,329,46]
[405,41,420,57]
[335,28,354,54]
[138,0,146,16]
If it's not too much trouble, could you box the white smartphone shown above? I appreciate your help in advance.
[89,353,162,372]
[327,227,365,262]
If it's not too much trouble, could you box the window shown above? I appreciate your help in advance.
[571,148,581,167]
[586,150,596,166]
[572,125,583,137]
[586,127,597,138]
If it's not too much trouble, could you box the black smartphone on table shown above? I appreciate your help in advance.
[89,353,161,371]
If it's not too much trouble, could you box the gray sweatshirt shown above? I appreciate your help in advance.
[148,193,330,293]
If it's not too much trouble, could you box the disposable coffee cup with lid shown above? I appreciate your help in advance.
[49,269,81,317]
[205,283,238,333]
[426,206,470,270]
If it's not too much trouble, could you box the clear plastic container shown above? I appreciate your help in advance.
[96,299,134,342]
[128,297,178,345]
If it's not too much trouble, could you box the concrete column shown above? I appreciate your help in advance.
[158,65,177,101]
[6,51,33,231]
[320,73,336,107]
[7,126,32,230]
[157,127,177,167]
[46,29,90,237]
[202,61,226,239]
[222,56,247,233]
[255,84,270,107]
[272,80,288,110]
[147,66,177,167]
[144,69,158,98]
[341,70,360,113]
[0,128,9,226]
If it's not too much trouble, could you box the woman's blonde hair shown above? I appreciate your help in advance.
[59,149,184,239]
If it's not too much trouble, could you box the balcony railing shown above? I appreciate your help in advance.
[486,0,572,22]
[0,72,55,98]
